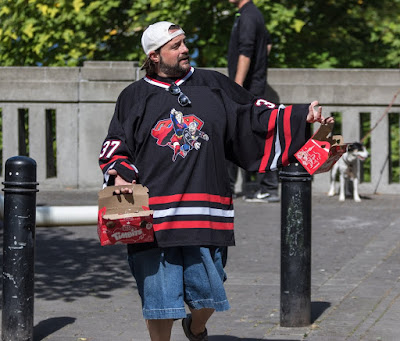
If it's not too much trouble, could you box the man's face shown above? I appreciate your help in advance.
[158,30,190,77]
[229,0,240,5]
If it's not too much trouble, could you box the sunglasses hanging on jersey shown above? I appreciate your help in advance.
[168,83,191,107]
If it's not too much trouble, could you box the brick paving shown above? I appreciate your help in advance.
[1,189,399,340]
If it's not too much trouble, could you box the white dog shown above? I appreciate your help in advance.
[328,142,369,202]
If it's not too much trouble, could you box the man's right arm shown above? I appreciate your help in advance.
[234,10,257,87]
[234,54,251,86]
[267,43,272,56]
[99,95,138,191]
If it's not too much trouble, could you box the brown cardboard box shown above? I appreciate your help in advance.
[97,185,154,246]
[295,122,348,175]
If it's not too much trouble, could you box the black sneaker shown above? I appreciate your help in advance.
[244,190,280,203]
[182,314,208,341]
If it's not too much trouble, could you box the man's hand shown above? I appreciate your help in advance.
[306,100,334,124]
[107,169,136,194]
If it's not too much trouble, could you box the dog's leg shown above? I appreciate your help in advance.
[328,165,337,197]
[328,180,335,197]
[338,172,345,201]
[353,177,361,202]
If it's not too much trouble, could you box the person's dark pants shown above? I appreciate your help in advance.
[227,161,278,196]
[258,170,279,195]
[227,160,239,194]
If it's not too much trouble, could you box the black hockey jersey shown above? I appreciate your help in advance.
[99,67,309,249]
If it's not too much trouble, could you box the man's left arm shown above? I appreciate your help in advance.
[222,87,333,172]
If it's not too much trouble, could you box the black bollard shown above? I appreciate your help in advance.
[2,156,38,341]
[279,162,312,327]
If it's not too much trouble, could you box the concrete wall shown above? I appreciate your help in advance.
[0,62,399,194]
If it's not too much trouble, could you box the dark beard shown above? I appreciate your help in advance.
[159,56,190,78]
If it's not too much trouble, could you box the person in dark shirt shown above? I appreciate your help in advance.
[227,0,279,203]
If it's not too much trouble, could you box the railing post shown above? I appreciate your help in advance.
[2,156,38,341]
[279,162,312,327]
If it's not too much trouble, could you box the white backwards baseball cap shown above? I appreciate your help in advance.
[141,21,185,56]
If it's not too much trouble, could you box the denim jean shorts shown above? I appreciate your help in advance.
[127,246,230,320]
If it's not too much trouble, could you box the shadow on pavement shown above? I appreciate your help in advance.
[34,317,76,340]
[34,227,134,302]
[311,301,331,323]
[209,337,296,341]
[0,224,135,302]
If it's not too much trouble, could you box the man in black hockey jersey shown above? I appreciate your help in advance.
[99,21,333,341]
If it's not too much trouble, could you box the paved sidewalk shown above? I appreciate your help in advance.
[0,189,399,340]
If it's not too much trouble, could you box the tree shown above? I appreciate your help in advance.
[258,0,400,68]
[0,0,399,68]
[0,0,124,66]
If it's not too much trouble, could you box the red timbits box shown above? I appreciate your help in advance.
[295,123,348,175]
[97,185,154,246]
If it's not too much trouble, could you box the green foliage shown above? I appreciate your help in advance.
[330,111,342,136]
[46,109,57,177]
[257,0,400,68]
[0,0,400,67]
[360,112,371,183]
[18,108,29,156]
[0,0,123,66]
[0,108,2,176]
[389,113,400,183]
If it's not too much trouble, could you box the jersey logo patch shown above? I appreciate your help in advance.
[151,108,209,162]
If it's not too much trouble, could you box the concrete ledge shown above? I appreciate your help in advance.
[268,68,400,86]
[0,82,79,102]
[81,61,140,81]
[79,81,131,102]
[0,67,79,82]
[273,84,400,105]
